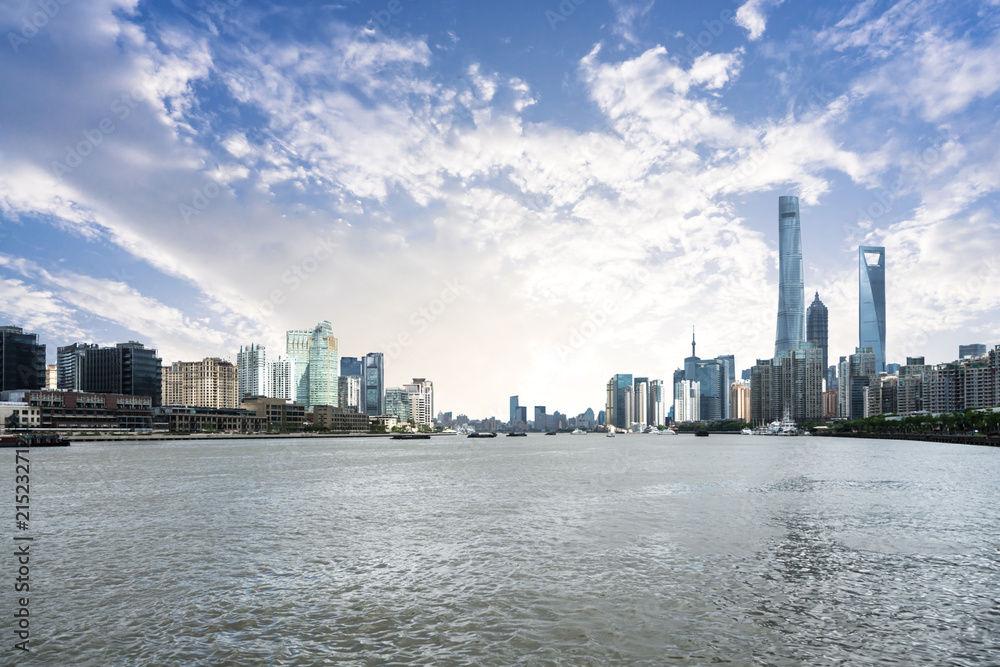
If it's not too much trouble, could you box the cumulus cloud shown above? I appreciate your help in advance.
[735,0,786,41]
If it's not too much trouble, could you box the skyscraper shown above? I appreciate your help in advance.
[806,292,829,376]
[509,395,519,424]
[237,344,268,400]
[775,196,805,354]
[363,353,385,416]
[0,326,45,392]
[605,374,633,429]
[859,246,886,373]
[307,321,339,411]
[286,329,312,407]
[340,357,363,377]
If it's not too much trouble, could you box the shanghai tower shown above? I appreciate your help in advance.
[774,196,805,354]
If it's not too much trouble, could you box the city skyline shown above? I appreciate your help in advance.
[3,1,1000,417]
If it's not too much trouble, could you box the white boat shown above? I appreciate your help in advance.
[662,428,676,435]
[606,428,616,437]
[741,428,753,435]
[571,428,585,435]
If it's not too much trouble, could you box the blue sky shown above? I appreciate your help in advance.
[2,0,999,418]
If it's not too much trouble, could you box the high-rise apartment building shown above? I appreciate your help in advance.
[162,358,238,409]
[859,246,886,373]
[730,381,751,422]
[337,375,362,412]
[403,378,433,427]
[806,292,829,377]
[1,326,46,392]
[237,344,268,400]
[673,380,700,422]
[633,377,649,428]
[775,196,805,354]
[268,357,295,401]
[45,364,57,390]
[509,395,519,424]
[648,379,666,427]
[750,342,823,423]
[363,353,385,417]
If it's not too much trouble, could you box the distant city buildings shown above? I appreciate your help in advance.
[837,347,877,421]
[750,342,823,423]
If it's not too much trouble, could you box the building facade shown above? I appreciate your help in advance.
[730,381,751,422]
[384,388,411,423]
[59,341,162,406]
[8,390,153,430]
[240,397,306,427]
[673,380,700,423]
[959,344,986,359]
[363,353,385,417]
[162,358,239,409]
[338,375,362,412]
[402,378,433,427]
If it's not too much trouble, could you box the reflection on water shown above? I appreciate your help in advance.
[6,435,1000,665]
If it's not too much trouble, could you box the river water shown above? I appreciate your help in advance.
[6,434,1000,665]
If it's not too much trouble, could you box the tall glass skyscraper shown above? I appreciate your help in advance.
[806,292,829,376]
[363,352,384,416]
[307,321,339,411]
[775,196,805,354]
[859,246,886,373]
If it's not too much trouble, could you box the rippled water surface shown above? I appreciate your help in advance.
[6,434,1000,665]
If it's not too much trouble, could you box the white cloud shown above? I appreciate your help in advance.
[735,0,786,41]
